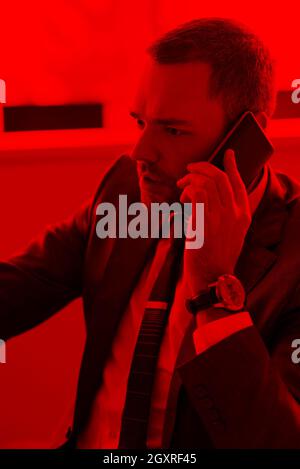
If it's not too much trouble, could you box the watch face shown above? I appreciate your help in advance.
[216,274,245,311]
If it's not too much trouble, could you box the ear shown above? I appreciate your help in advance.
[254,111,268,129]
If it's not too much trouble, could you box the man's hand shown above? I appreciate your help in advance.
[177,149,251,297]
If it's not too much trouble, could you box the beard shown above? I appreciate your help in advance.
[136,160,181,207]
[139,180,180,208]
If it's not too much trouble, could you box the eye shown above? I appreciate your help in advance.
[165,127,183,136]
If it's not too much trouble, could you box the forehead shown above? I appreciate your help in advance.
[133,60,219,119]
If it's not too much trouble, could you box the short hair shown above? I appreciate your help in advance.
[148,18,276,121]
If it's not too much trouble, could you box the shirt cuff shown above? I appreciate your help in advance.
[193,311,253,355]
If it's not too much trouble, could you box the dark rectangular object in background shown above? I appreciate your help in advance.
[4,104,103,132]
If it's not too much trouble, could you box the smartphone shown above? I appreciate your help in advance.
[209,111,274,187]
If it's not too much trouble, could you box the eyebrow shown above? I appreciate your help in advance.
[129,111,192,126]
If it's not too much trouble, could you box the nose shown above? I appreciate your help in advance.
[130,127,159,165]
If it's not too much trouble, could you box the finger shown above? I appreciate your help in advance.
[179,162,227,185]
[180,185,207,237]
[178,172,231,209]
[180,184,198,204]
[187,161,225,177]
[179,180,222,222]
[186,163,235,208]
[177,174,192,188]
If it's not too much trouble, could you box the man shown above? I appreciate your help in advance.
[2,18,300,449]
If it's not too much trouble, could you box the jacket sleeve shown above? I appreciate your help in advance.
[0,198,92,341]
[177,284,300,448]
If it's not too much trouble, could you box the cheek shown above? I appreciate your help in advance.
[167,135,222,178]
[158,134,215,180]
[163,147,199,180]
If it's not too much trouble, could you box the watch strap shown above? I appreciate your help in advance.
[186,285,219,315]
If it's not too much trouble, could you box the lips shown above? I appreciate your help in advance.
[141,174,161,184]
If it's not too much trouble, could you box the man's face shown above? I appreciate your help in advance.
[130,60,228,205]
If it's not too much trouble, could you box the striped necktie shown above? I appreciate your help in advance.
[118,233,184,449]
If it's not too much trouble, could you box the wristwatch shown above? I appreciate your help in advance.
[186,274,246,315]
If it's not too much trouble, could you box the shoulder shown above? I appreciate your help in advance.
[274,170,300,206]
[268,167,300,254]
[262,165,300,222]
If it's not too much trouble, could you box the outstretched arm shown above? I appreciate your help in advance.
[0,199,92,341]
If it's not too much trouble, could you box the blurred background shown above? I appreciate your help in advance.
[0,0,299,448]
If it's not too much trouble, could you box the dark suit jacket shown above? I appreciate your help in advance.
[1,155,300,448]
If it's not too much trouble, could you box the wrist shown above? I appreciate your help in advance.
[186,274,246,316]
